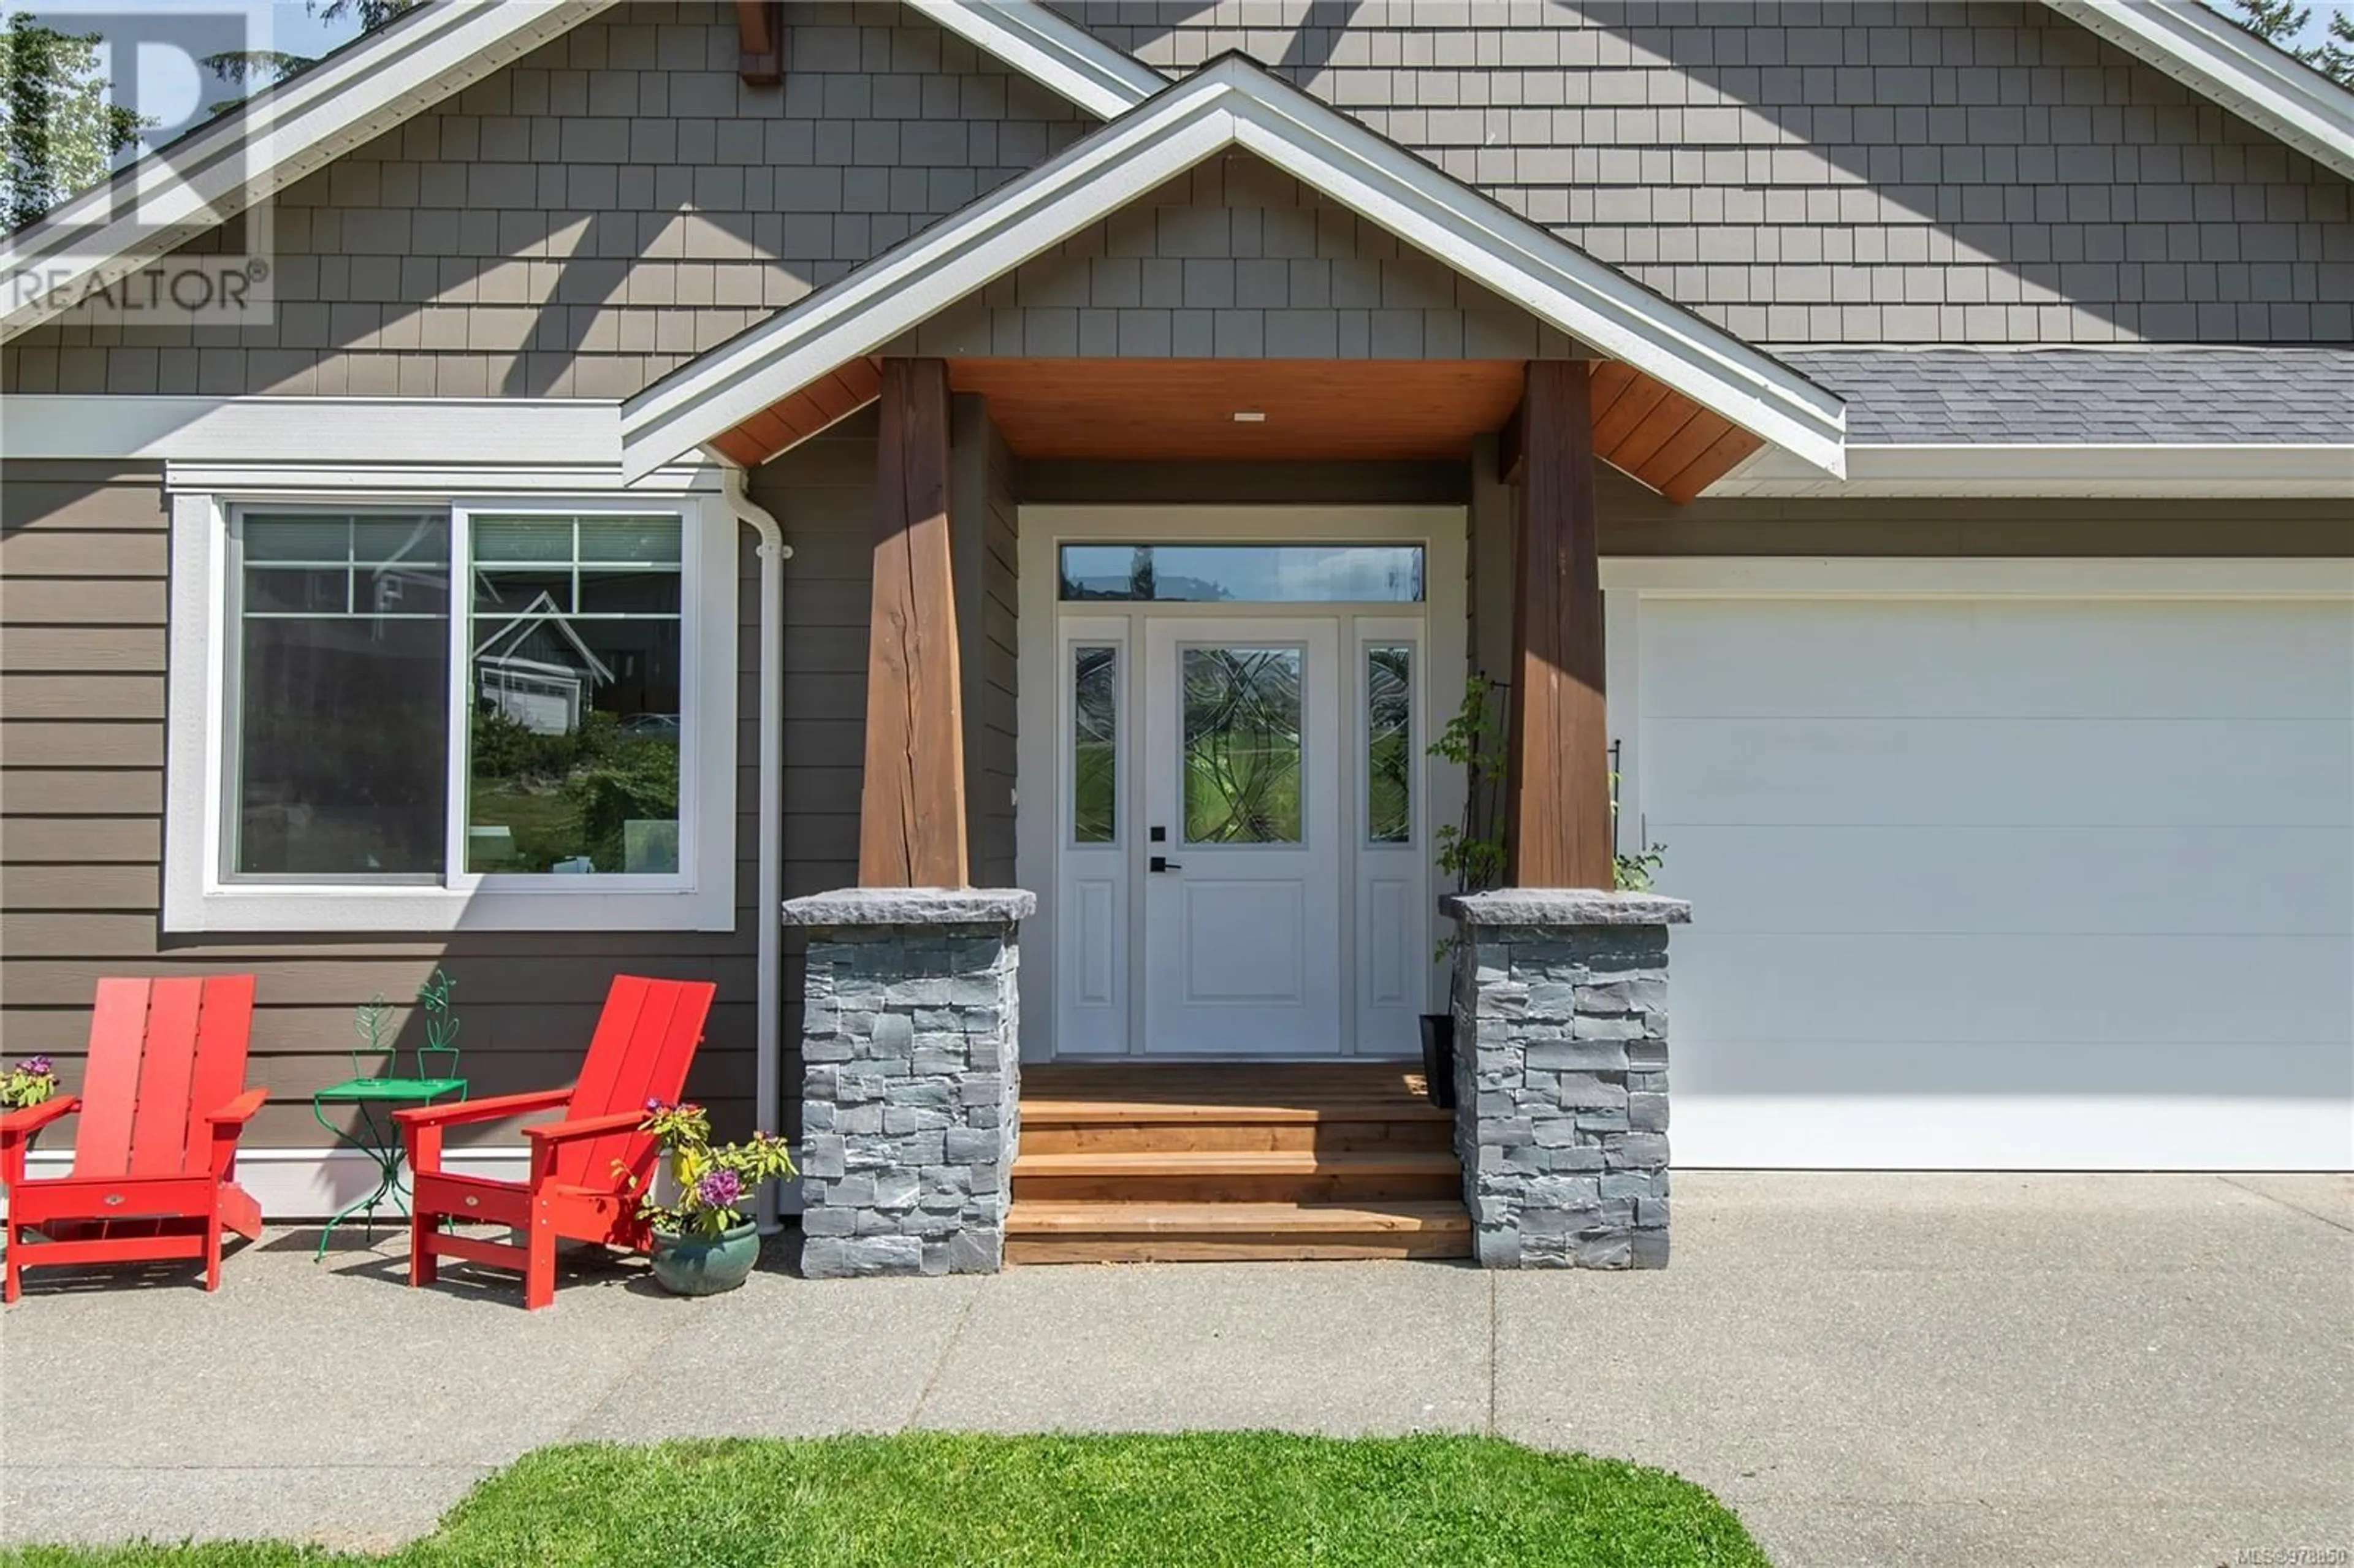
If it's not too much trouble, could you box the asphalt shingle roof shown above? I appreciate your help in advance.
[1784,349,2354,446]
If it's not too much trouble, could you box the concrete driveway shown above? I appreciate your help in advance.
[3,1173,2348,1567]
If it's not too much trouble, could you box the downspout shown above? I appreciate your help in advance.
[721,463,791,1235]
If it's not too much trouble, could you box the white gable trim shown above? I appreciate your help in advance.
[620,56,1846,482]
[2044,1,2354,184]
[0,1,612,344]
[906,0,1165,119]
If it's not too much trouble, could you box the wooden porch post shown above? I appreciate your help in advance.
[1505,360,1613,888]
[859,357,969,887]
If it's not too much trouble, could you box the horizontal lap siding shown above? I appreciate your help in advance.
[0,463,764,1147]
[748,419,878,1141]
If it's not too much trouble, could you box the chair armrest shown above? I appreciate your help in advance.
[0,1097,80,1141]
[0,1097,78,1187]
[392,1087,571,1131]
[520,1109,646,1147]
[204,1087,269,1126]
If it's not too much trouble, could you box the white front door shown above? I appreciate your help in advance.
[1140,616,1343,1054]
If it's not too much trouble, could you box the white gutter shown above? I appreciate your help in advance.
[1708,442,2354,498]
[722,466,791,1235]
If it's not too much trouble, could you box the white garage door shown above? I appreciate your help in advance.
[1624,584,2353,1171]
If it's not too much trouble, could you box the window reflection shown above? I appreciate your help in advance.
[467,514,683,875]
[1072,646,1118,844]
[1059,544,1425,603]
[235,513,449,877]
[1367,645,1412,844]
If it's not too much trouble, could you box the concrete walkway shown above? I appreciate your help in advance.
[3,1173,2348,1567]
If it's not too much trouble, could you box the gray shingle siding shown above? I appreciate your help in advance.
[1,1,1090,398]
[883,154,1572,358]
[1055,0,2354,344]
[1789,347,2354,443]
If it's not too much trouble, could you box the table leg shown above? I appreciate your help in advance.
[311,1100,400,1262]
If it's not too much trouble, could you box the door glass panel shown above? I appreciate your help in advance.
[1072,645,1118,844]
[1181,646,1304,845]
[1060,544,1423,603]
[1367,644,1412,844]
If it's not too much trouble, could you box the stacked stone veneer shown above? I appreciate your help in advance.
[1442,891,1691,1270]
[781,888,1034,1279]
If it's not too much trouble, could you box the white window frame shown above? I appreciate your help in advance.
[164,479,739,933]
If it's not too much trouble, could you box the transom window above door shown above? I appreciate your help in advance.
[1057,544,1425,603]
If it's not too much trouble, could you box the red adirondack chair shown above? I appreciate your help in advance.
[397,974,717,1309]
[0,975,268,1303]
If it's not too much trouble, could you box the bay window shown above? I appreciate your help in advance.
[168,487,736,932]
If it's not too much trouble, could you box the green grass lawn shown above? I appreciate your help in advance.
[2,1433,1769,1568]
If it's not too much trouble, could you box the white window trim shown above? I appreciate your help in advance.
[164,480,739,934]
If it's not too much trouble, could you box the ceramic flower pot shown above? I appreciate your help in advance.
[649,1220,761,1296]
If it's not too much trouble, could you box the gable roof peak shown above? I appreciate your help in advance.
[619,42,1844,481]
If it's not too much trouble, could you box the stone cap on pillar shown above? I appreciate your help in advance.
[1441,889,1692,927]
[782,887,1037,928]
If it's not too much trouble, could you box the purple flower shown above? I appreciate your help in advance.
[644,1097,666,1113]
[695,1168,744,1208]
[18,1057,53,1076]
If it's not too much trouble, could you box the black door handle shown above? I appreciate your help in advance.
[1149,856,1184,873]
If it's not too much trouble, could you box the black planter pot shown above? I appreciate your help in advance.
[1418,1013,1457,1109]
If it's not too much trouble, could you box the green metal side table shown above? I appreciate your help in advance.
[310,1075,467,1260]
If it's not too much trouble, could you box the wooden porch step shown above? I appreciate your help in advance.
[1010,1148,1463,1205]
[1004,1199,1473,1264]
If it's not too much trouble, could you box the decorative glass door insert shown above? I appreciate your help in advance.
[1181,646,1305,845]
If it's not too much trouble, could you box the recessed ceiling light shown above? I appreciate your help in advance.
[1232,410,1267,423]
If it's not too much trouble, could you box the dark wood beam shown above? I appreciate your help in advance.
[1497,395,1525,486]
[735,1,784,85]
[859,359,969,888]
[1505,360,1613,889]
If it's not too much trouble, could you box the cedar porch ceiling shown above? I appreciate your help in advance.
[708,359,1764,500]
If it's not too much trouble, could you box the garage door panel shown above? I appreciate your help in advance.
[1642,717,2349,829]
[1640,591,2353,1171]
[1674,931,2351,1049]
[1641,599,2354,720]
[1676,1030,2353,1099]
[1675,1098,2353,1171]
[1656,824,2354,937]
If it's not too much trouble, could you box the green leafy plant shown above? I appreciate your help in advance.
[1609,770,1668,893]
[631,1100,796,1240]
[0,1056,58,1111]
[560,737,680,870]
[1430,675,1509,959]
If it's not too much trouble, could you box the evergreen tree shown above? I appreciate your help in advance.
[205,0,422,94]
[2215,0,2354,86]
[1,15,151,230]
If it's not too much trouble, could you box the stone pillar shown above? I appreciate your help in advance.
[1441,889,1691,1269]
[781,888,1034,1278]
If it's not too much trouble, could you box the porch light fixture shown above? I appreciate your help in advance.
[1232,410,1267,422]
